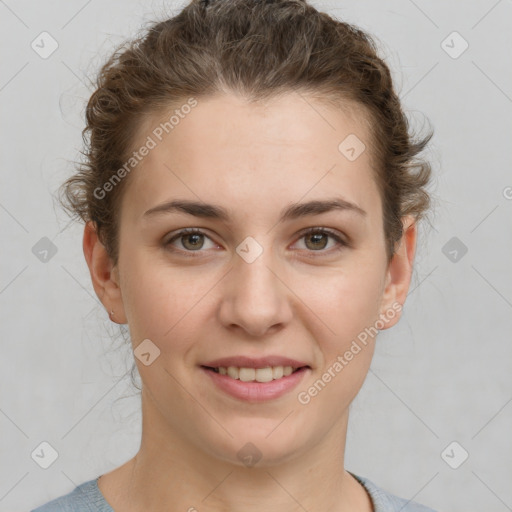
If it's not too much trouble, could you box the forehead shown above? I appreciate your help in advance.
[121,92,380,223]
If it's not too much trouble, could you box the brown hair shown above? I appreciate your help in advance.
[60,0,433,265]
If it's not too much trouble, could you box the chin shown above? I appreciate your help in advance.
[200,426,308,469]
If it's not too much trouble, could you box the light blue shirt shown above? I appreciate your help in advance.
[31,472,438,511]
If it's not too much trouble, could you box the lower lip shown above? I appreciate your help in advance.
[200,366,310,403]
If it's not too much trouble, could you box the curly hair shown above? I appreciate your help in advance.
[60,0,433,265]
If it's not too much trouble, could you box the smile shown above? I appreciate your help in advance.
[200,365,310,402]
[204,365,306,382]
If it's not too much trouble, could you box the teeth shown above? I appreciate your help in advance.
[273,366,284,379]
[214,365,299,382]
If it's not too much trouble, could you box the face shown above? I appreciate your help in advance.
[87,91,414,467]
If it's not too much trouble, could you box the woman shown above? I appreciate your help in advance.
[32,0,437,510]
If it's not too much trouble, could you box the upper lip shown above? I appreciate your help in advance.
[201,356,311,369]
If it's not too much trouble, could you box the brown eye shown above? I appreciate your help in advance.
[295,228,348,254]
[304,232,329,250]
[165,228,217,254]
[181,232,205,250]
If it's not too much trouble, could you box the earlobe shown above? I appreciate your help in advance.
[378,215,417,329]
[83,221,127,324]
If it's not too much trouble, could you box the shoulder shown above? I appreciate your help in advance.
[30,478,113,512]
[350,472,439,512]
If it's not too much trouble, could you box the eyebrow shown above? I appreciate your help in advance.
[143,197,366,223]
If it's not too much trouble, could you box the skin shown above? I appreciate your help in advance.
[84,91,417,512]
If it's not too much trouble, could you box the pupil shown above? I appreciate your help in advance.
[307,233,327,250]
[184,234,203,249]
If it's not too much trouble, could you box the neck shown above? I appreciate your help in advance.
[99,389,373,512]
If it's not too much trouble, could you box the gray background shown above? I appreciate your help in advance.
[1,0,511,510]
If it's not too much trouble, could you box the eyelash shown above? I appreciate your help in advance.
[164,227,348,257]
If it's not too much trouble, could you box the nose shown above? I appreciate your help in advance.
[218,242,293,337]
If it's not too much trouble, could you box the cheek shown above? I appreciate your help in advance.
[122,267,207,343]
[294,263,384,346]
[293,270,381,415]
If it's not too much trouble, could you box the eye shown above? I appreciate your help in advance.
[165,228,219,254]
[293,227,348,254]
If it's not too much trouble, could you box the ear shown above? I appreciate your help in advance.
[83,221,127,324]
[378,215,417,330]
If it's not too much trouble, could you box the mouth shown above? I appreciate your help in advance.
[200,364,311,402]
[200,365,310,383]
